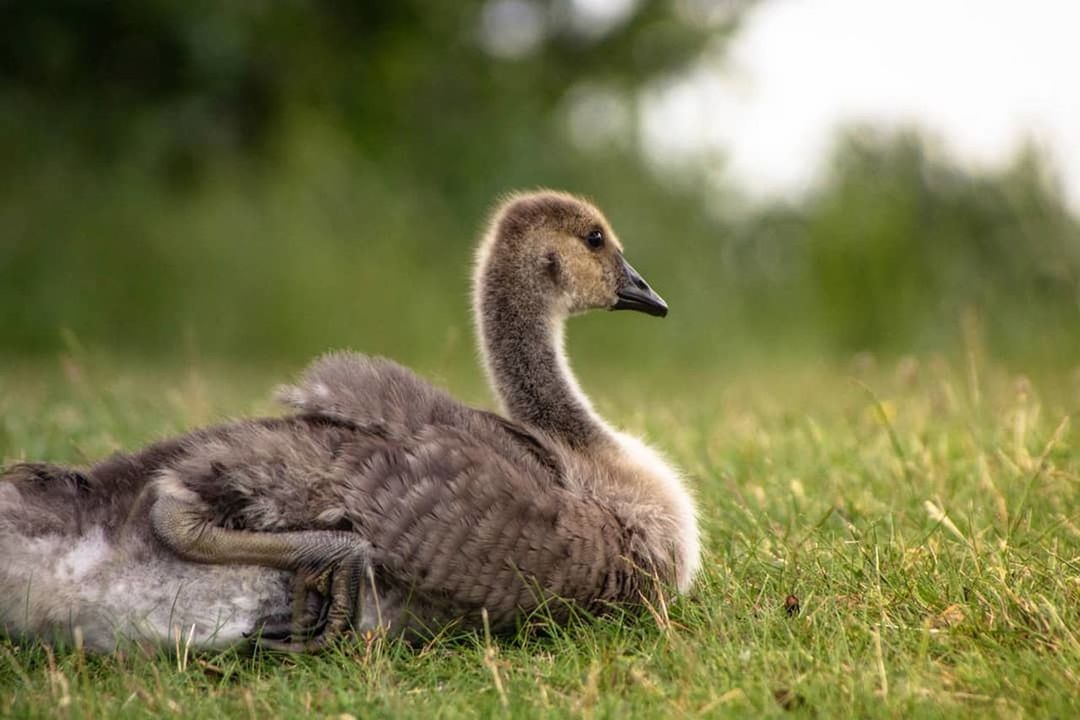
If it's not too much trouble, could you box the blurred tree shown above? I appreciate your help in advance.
[0,2,1076,368]
[732,128,1080,358]
[0,1,731,185]
[0,0,744,363]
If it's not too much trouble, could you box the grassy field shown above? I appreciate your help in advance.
[1,351,1078,719]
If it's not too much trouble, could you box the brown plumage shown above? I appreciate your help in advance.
[0,190,700,652]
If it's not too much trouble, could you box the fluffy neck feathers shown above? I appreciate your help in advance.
[475,264,606,448]
[472,208,702,592]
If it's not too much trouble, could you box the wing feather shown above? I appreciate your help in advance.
[171,352,649,632]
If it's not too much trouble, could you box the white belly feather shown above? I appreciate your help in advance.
[0,526,290,653]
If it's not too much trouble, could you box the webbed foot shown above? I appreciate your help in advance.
[253,543,372,653]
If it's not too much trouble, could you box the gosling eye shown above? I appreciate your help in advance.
[585,229,604,250]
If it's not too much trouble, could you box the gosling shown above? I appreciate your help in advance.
[0,190,701,653]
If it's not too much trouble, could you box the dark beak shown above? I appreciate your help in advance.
[612,255,668,317]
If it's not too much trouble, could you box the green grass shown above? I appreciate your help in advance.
[1,352,1079,718]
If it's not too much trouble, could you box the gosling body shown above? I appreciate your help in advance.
[0,190,700,652]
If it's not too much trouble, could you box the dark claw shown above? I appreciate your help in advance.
[251,544,370,652]
[251,618,299,642]
[250,586,330,641]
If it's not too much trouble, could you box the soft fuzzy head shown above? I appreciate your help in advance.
[474,190,666,318]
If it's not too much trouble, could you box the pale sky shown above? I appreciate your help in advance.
[637,0,1080,209]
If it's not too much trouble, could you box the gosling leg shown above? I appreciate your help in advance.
[149,493,370,650]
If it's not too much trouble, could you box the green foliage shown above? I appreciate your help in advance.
[0,3,1077,368]
[810,132,1080,354]
[0,1,719,181]
[0,0,731,366]
[727,129,1080,359]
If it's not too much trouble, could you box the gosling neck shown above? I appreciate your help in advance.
[477,274,608,449]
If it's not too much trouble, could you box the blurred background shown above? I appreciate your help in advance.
[1,0,1078,389]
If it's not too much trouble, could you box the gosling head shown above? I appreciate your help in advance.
[476,190,668,318]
